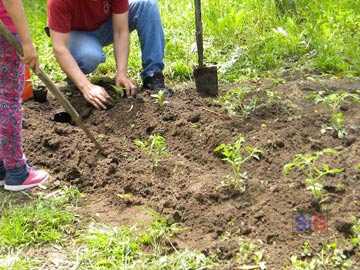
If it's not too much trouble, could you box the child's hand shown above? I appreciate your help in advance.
[21,41,39,74]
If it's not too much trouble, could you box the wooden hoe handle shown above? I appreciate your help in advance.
[0,21,104,154]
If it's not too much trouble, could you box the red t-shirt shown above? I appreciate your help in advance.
[47,0,129,33]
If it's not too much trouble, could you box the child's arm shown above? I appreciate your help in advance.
[2,0,39,73]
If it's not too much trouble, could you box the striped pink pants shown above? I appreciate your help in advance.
[0,34,27,170]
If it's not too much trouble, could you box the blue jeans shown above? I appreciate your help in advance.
[69,0,165,79]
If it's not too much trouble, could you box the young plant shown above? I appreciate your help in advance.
[350,217,360,249]
[283,148,344,202]
[307,91,360,139]
[110,85,125,100]
[134,134,169,168]
[216,86,257,118]
[151,90,168,109]
[214,134,263,191]
[290,242,353,269]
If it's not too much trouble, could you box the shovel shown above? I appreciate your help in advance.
[193,0,218,97]
[0,21,105,154]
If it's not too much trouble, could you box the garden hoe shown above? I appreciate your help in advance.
[0,21,105,154]
[193,0,218,97]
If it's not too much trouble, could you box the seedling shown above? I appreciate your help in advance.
[134,134,169,168]
[214,134,263,191]
[350,217,360,248]
[216,86,257,118]
[151,90,169,109]
[266,89,281,104]
[110,85,125,100]
[283,148,344,202]
[237,241,266,269]
[290,242,353,269]
[307,91,360,139]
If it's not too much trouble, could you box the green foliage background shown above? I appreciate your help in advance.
[24,0,360,85]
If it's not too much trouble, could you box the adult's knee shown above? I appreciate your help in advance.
[145,0,159,11]
[75,50,103,74]
[132,0,159,12]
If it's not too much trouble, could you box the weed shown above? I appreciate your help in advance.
[0,254,42,270]
[236,241,266,269]
[350,218,360,249]
[76,223,141,268]
[290,242,353,269]
[284,148,344,202]
[307,91,360,138]
[216,86,258,118]
[134,134,169,168]
[76,211,216,269]
[138,208,184,250]
[214,134,263,191]
[266,89,282,104]
[335,183,345,193]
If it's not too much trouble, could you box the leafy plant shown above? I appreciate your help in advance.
[283,148,344,202]
[134,134,169,168]
[350,218,360,249]
[110,85,125,100]
[216,86,258,118]
[307,91,360,138]
[151,90,169,109]
[290,242,353,269]
[138,208,184,249]
[266,89,282,104]
[236,241,266,269]
[76,210,215,270]
[214,134,263,191]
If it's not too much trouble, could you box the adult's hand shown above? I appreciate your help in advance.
[80,83,113,110]
[115,73,137,98]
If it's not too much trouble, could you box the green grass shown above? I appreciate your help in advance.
[0,187,218,270]
[23,0,360,87]
[0,188,81,252]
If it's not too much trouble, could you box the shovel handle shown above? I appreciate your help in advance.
[0,21,105,154]
[194,0,204,67]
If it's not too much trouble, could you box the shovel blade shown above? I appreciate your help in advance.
[194,66,218,97]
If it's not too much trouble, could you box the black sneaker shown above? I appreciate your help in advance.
[142,71,171,96]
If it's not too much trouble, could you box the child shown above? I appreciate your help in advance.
[0,0,49,191]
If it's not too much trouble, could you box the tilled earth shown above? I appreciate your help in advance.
[20,74,360,268]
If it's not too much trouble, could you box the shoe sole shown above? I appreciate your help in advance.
[0,180,5,186]
[4,176,48,192]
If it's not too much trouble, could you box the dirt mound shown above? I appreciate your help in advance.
[22,74,360,268]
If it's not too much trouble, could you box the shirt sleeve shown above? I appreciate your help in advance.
[47,0,72,33]
[111,0,129,14]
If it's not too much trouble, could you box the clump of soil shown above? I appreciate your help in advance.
[22,74,360,268]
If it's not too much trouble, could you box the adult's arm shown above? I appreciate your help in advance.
[50,29,111,109]
[112,12,136,97]
[2,0,39,73]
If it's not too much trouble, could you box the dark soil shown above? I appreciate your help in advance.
[20,74,360,268]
